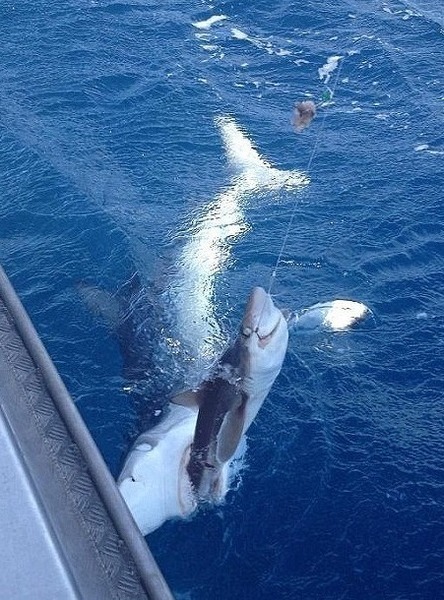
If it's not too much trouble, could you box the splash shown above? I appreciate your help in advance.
[318,55,343,84]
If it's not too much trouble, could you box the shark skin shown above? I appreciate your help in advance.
[117,286,288,535]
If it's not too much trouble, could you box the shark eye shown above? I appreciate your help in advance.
[242,326,253,337]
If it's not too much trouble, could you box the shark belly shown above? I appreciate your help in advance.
[118,404,198,535]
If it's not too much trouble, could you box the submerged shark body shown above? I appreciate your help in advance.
[77,273,155,385]
[118,286,289,534]
[77,274,172,427]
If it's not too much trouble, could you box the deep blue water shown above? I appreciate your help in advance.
[1,1,444,598]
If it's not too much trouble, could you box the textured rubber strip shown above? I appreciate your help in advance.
[0,264,174,600]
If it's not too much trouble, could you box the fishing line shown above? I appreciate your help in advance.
[266,57,345,299]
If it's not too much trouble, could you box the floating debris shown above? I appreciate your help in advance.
[321,88,333,103]
[292,100,317,132]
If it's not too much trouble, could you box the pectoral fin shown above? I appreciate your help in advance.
[216,394,247,463]
[290,300,370,332]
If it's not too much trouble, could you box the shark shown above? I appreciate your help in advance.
[117,284,370,536]
[117,286,289,535]
[78,116,370,535]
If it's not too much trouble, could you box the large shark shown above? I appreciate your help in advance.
[118,286,289,535]
[77,116,370,534]
[114,285,369,535]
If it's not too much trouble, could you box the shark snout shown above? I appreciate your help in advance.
[242,287,270,331]
[242,287,284,347]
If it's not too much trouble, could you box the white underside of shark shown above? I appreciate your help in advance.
[118,403,199,534]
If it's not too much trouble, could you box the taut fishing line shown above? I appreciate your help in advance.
[266,56,345,299]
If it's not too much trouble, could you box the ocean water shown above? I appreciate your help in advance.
[1,1,443,598]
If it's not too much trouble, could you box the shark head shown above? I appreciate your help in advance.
[185,286,289,502]
[237,287,289,430]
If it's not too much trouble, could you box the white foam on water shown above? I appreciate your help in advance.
[318,55,343,83]
[192,15,227,30]
[275,48,292,56]
[231,27,292,58]
[416,311,428,320]
[231,27,249,40]
[414,143,444,155]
